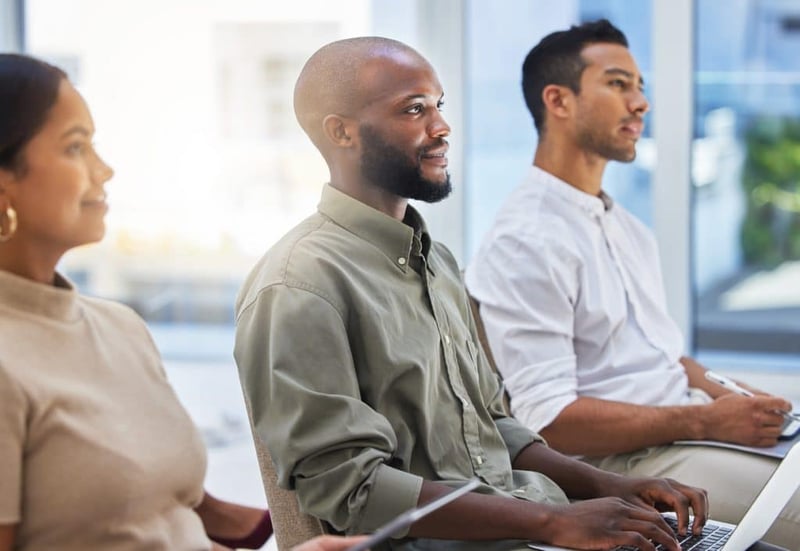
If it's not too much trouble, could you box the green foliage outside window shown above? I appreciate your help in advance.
[741,117,800,266]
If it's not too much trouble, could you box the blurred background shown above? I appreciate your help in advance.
[2,1,799,547]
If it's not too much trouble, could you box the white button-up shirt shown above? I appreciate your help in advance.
[466,166,690,432]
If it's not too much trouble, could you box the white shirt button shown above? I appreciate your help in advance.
[475,456,484,465]
[444,335,451,345]
[397,257,406,265]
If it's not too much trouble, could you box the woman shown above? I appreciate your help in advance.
[0,53,275,550]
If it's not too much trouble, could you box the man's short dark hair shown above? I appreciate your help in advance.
[522,19,628,134]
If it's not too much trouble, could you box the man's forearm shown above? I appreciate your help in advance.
[681,356,776,398]
[539,397,708,456]
[510,441,626,499]
[407,480,551,542]
[680,356,725,398]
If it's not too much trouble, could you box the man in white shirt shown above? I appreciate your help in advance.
[465,19,799,548]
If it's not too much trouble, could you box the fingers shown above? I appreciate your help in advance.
[757,409,786,428]
[666,480,708,536]
[673,481,709,535]
[648,482,691,536]
[756,396,793,417]
[641,478,708,536]
[597,504,679,551]
[614,519,678,551]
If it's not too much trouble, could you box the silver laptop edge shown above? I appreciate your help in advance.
[529,440,800,551]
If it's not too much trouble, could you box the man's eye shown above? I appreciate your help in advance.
[406,104,423,114]
[437,101,445,111]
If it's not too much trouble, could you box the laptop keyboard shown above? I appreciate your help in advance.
[614,516,732,551]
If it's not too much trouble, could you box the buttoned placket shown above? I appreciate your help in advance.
[598,211,672,360]
[416,249,488,477]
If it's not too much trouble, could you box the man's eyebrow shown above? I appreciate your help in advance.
[604,67,645,87]
[59,125,91,140]
[399,92,445,103]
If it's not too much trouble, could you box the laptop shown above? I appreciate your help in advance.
[528,440,800,551]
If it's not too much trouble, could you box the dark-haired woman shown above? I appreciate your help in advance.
[0,53,271,551]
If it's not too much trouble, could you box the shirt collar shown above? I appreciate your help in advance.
[528,165,614,216]
[317,184,431,271]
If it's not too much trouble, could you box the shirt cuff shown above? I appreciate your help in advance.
[495,416,545,461]
[357,464,423,537]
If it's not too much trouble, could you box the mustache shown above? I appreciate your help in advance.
[420,138,449,155]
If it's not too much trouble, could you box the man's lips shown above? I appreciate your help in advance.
[421,145,449,166]
[620,121,644,139]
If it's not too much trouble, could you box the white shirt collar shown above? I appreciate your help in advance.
[528,165,614,216]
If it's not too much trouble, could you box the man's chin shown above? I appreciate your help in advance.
[609,148,636,163]
[415,177,452,203]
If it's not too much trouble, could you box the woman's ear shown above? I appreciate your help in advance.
[321,114,357,149]
[0,167,15,198]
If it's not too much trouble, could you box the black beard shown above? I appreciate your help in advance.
[359,124,452,203]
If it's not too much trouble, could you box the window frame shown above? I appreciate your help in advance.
[11,0,696,346]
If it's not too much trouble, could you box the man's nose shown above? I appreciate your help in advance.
[630,89,649,115]
[429,110,450,138]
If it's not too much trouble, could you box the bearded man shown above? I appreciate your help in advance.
[234,36,707,551]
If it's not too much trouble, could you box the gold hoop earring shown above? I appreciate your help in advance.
[0,205,18,242]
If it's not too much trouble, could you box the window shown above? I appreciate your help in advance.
[23,0,423,517]
[693,0,800,365]
[463,0,654,259]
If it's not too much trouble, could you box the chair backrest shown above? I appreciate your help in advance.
[467,294,511,415]
[242,398,327,550]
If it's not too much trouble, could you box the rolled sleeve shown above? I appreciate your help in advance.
[235,284,412,533]
[494,416,544,461]
[467,232,580,433]
[504,356,578,433]
[358,464,423,537]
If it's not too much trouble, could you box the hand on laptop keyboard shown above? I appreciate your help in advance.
[615,516,732,551]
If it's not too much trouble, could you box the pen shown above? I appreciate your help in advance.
[705,370,800,421]
[705,370,754,397]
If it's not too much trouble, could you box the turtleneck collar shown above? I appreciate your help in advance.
[0,269,82,322]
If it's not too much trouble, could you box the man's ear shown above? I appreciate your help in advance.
[541,84,573,122]
[322,114,357,149]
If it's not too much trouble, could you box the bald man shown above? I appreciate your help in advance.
[234,37,706,551]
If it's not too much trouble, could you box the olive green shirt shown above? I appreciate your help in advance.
[234,185,568,550]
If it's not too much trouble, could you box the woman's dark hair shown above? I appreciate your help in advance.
[522,19,628,134]
[0,53,67,173]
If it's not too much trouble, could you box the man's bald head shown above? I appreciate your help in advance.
[293,37,425,153]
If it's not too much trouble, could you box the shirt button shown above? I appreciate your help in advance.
[444,335,451,345]
[397,257,406,265]
[475,456,484,465]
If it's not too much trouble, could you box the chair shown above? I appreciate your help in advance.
[242,397,327,550]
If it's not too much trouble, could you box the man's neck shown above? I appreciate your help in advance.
[533,140,607,197]
[329,179,408,221]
